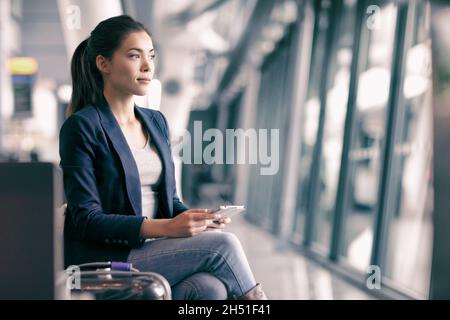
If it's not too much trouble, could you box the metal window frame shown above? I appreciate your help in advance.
[290,0,324,242]
[303,0,344,248]
[429,0,450,300]
[278,0,315,243]
[370,1,411,273]
[329,0,369,261]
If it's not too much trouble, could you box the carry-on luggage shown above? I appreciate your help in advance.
[66,262,171,300]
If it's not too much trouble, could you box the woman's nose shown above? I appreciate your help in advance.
[141,58,151,72]
[141,63,150,72]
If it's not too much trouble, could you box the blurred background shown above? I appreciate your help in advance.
[0,0,449,300]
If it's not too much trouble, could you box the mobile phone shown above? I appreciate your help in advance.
[211,205,246,223]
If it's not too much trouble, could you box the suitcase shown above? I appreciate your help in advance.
[66,262,172,300]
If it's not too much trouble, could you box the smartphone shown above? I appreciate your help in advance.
[211,205,246,223]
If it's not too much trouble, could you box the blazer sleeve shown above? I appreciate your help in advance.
[59,114,145,248]
[157,111,190,216]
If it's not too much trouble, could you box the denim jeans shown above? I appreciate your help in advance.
[171,272,228,300]
[127,231,257,300]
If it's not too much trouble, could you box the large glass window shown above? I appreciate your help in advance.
[312,0,358,252]
[341,1,398,271]
[292,0,332,244]
[246,20,299,232]
[269,24,300,233]
[383,1,433,297]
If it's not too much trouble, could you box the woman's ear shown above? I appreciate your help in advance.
[96,55,111,75]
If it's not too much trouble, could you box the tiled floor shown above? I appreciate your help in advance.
[225,215,375,300]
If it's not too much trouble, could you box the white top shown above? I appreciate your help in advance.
[130,136,163,219]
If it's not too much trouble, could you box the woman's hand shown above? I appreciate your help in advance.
[166,208,222,237]
[205,217,232,231]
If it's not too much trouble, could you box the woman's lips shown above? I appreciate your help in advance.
[137,78,151,85]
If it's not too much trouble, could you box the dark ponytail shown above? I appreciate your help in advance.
[67,38,101,116]
[67,15,151,117]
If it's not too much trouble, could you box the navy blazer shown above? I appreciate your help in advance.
[59,96,189,267]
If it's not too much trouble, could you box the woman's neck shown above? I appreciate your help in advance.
[103,86,136,126]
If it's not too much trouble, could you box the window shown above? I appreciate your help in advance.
[341,1,398,271]
[383,1,433,297]
[312,0,358,252]
[292,0,333,243]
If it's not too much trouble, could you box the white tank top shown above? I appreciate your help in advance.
[130,136,163,219]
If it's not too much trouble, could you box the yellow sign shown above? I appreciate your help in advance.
[7,57,38,75]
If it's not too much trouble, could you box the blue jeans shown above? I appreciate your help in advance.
[127,231,257,300]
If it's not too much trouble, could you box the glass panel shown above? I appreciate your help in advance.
[341,1,398,271]
[246,28,296,230]
[292,0,333,243]
[384,1,433,297]
[312,0,358,251]
[246,70,272,225]
[269,26,298,232]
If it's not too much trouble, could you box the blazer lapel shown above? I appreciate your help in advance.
[96,97,142,216]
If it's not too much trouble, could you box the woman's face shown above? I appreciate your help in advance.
[100,31,155,96]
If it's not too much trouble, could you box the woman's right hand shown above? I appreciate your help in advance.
[166,209,222,237]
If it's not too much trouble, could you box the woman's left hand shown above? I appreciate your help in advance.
[205,217,232,231]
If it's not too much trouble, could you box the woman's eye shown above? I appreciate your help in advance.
[150,54,156,60]
[130,54,140,59]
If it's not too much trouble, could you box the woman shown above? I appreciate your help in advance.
[59,15,267,300]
